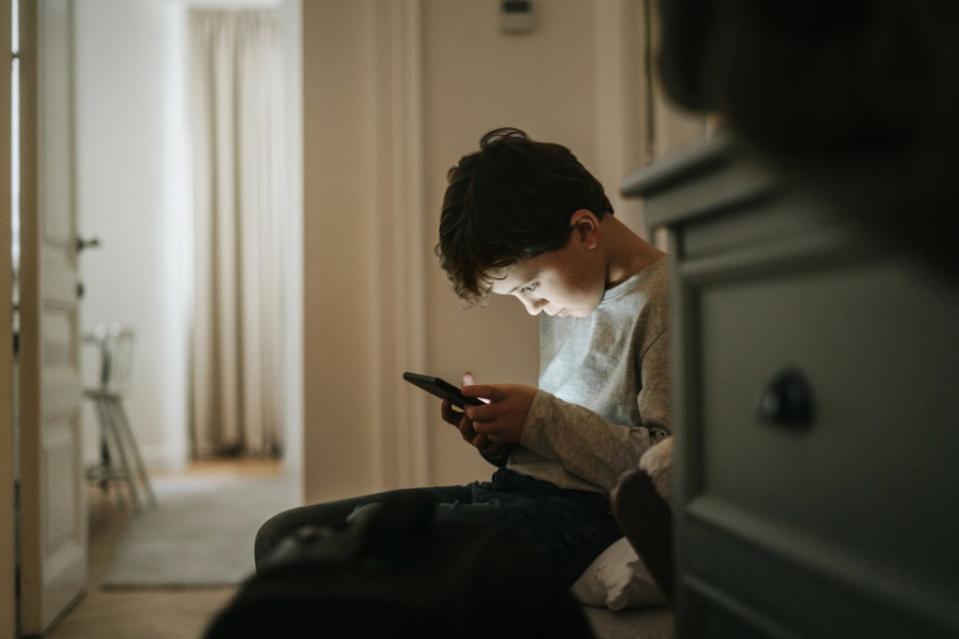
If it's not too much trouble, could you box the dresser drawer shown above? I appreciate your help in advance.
[684,576,796,639]
[680,514,952,638]
[680,230,959,609]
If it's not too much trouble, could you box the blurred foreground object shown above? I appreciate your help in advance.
[206,494,593,638]
[657,0,959,275]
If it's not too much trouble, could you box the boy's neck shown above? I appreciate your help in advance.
[601,215,665,289]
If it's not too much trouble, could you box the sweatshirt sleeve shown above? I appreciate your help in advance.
[519,327,671,491]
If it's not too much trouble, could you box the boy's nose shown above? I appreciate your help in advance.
[519,296,547,316]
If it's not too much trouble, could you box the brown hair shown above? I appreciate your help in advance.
[436,128,613,304]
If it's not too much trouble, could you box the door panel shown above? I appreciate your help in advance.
[18,0,86,633]
[0,0,14,635]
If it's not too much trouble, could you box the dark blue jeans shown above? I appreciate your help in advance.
[254,467,623,589]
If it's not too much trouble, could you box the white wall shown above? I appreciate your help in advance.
[74,0,303,474]
[75,0,192,471]
[278,0,304,479]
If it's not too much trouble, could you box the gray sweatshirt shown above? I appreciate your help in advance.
[506,255,671,493]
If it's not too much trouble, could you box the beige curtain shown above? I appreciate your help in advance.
[189,11,287,457]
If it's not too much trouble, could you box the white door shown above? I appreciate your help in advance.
[18,0,86,633]
[0,1,15,637]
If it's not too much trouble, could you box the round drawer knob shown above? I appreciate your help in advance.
[758,368,815,428]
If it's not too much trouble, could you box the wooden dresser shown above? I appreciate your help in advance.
[623,139,959,638]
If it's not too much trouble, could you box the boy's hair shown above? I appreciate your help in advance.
[436,127,613,304]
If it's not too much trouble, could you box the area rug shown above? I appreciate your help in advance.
[101,474,300,588]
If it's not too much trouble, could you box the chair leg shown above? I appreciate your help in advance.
[94,397,126,509]
[109,397,157,508]
[98,427,111,493]
[99,397,140,511]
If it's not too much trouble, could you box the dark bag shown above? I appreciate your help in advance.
[204,493,594,638]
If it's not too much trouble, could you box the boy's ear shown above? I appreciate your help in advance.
[569,209,600,249]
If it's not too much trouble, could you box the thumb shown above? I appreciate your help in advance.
[462,371,475,387]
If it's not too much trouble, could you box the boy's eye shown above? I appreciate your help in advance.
[519,282,539,294]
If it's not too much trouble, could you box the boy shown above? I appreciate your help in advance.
[255,128,670,589]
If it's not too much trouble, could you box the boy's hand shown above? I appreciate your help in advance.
[462,383,536,444]
[440,373,511,457]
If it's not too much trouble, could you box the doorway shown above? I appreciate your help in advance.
[11,0,304,636]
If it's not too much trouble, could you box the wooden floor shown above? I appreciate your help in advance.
[46,459,283,639]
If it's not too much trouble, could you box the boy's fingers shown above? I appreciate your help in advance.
[472,419,500,435]
[465,402,498,423]
[458,418,476,441]
[462,384,502,403]
[488,442,510,455]
[440,398,461,425]
[462,371,475,386]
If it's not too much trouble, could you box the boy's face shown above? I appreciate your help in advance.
[487,211,605,318]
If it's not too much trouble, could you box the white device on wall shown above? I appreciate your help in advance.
[500,0,535,34]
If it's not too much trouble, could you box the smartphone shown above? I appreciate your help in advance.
[402,371,484,408]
